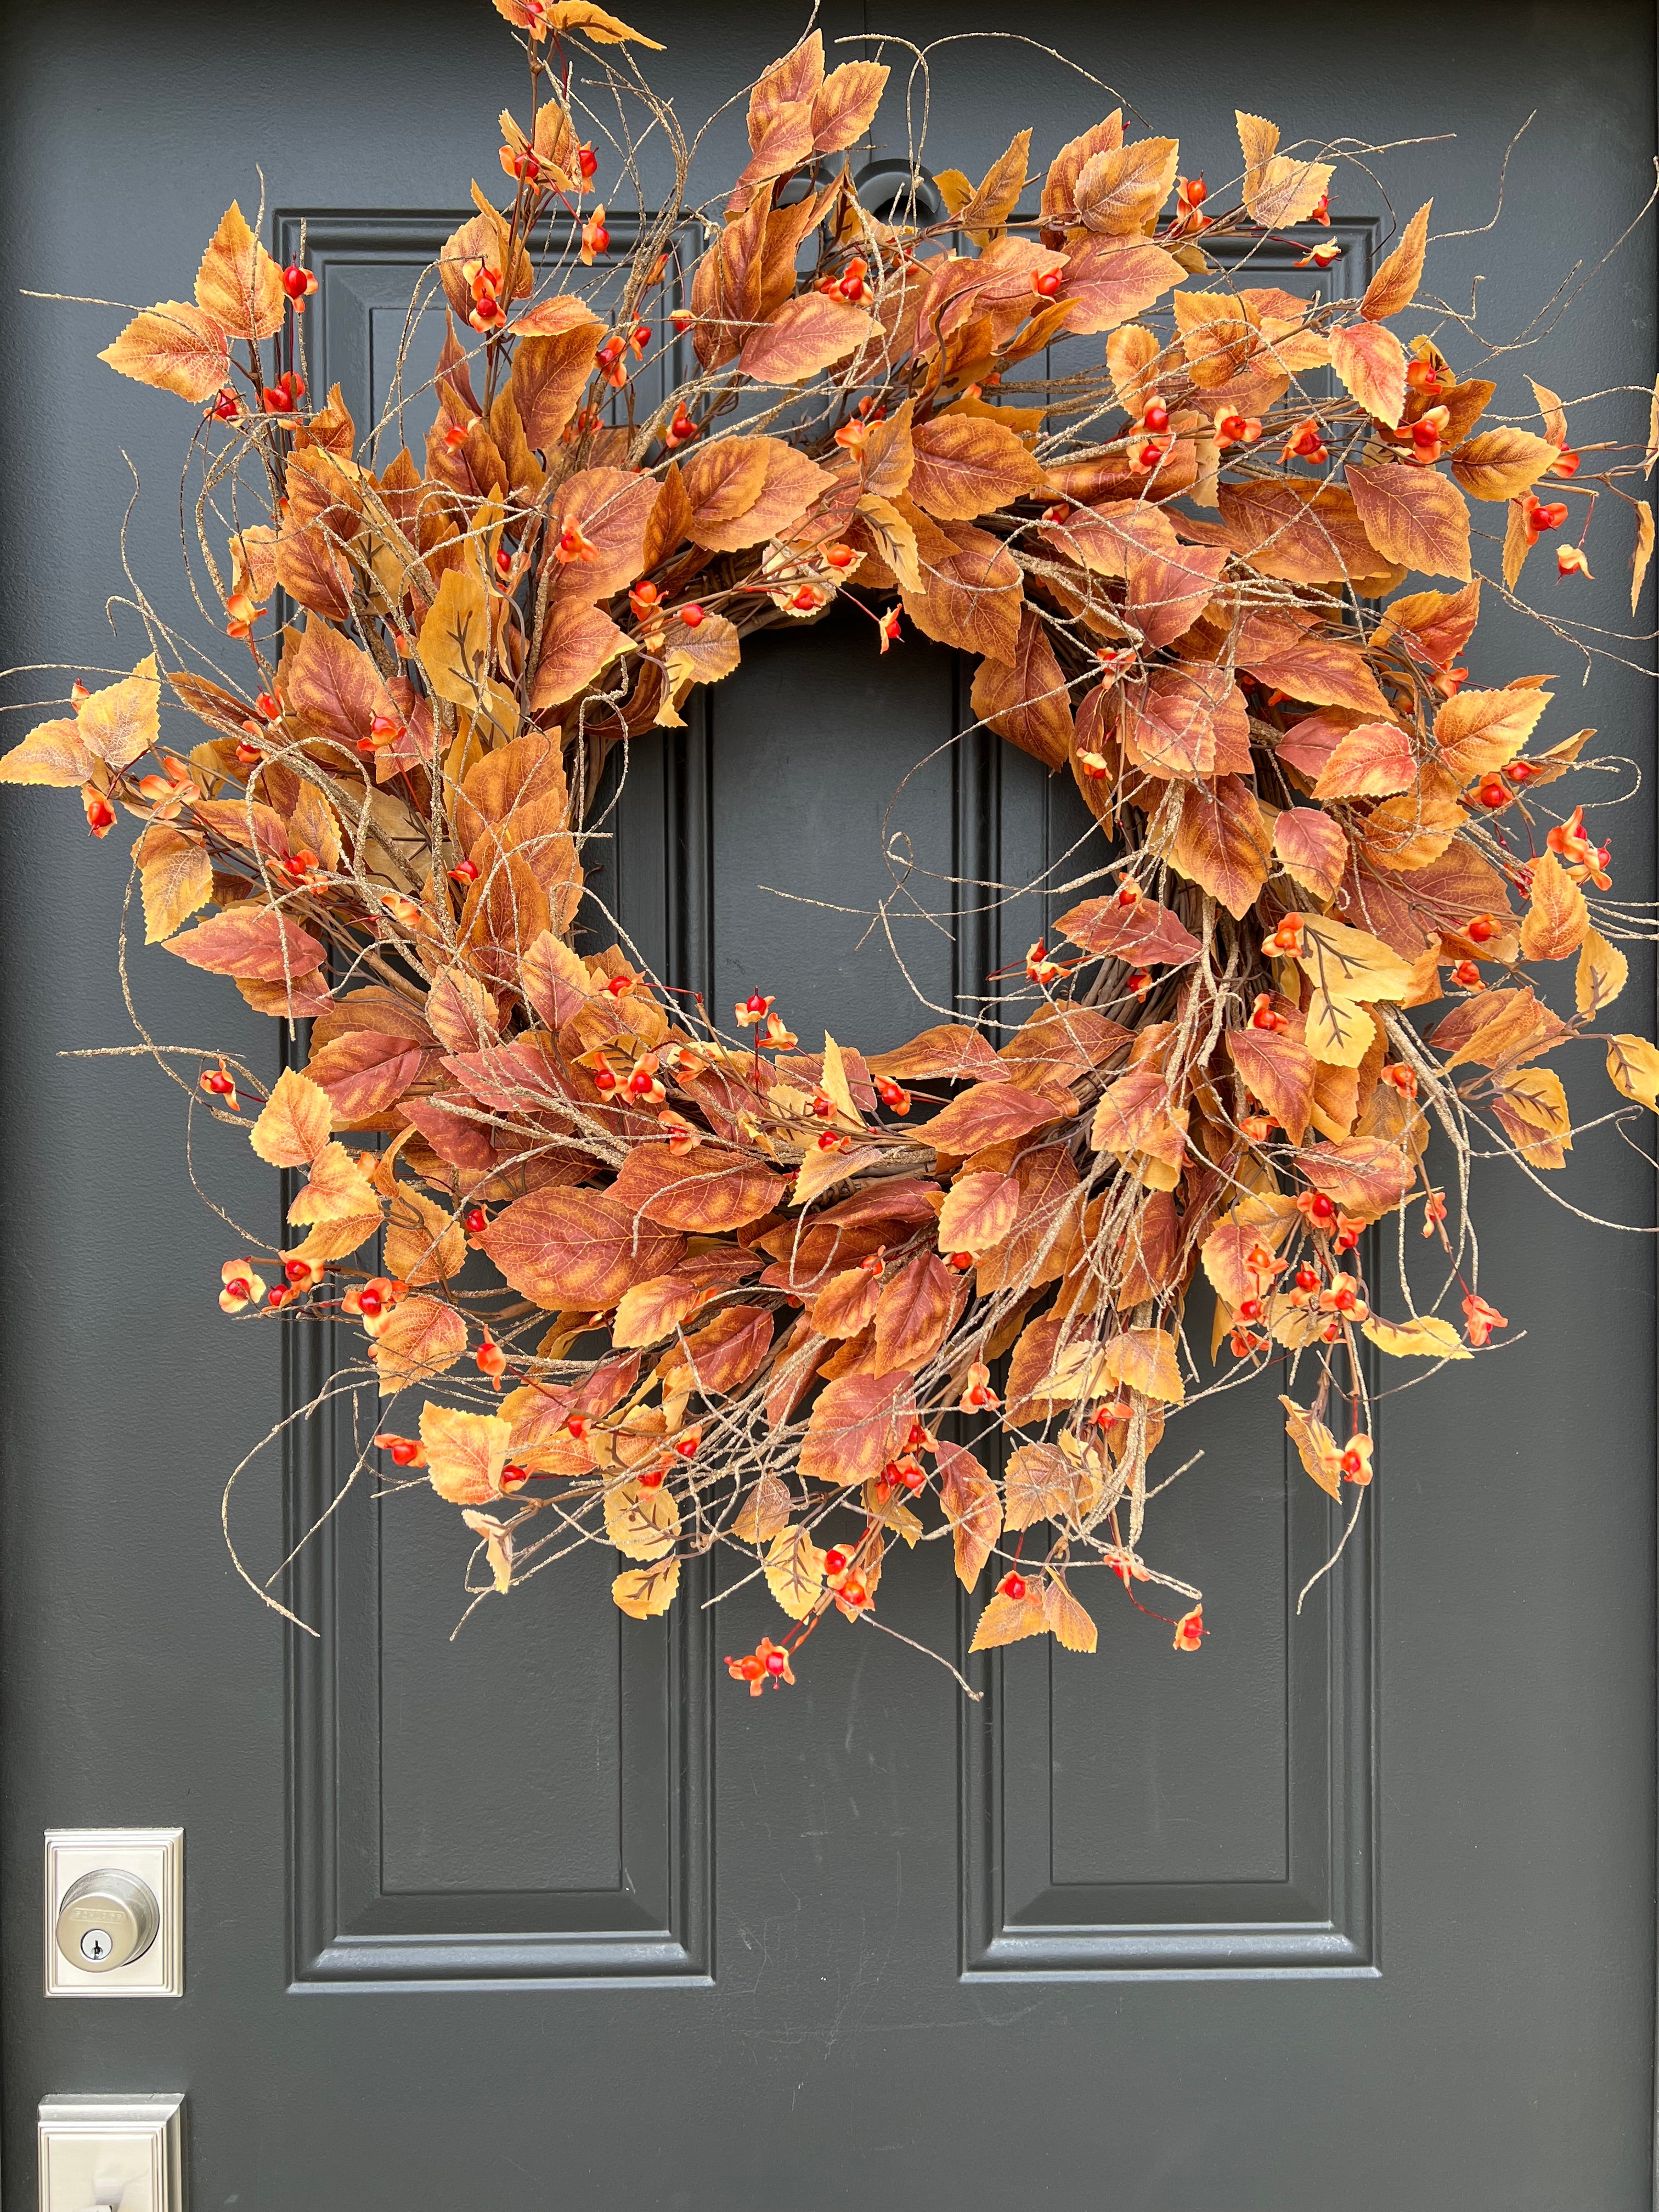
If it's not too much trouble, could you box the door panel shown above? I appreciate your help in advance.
[3,3,1655,2207]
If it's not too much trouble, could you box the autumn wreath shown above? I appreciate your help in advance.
[7,1,1656,1693]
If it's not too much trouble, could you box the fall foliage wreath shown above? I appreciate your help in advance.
[8,1,1657,1694]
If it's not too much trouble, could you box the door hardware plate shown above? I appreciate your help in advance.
[44,1830,183,1997]
[38,2093,185,2211]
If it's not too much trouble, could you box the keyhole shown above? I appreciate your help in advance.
[80,1928,113,1963]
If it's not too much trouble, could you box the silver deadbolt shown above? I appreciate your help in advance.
[54,1870,160,1976]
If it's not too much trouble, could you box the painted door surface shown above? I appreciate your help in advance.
[2,3,1655,2206]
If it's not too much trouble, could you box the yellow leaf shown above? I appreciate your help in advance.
[195,201,286,345]
[612,1559,680,1617]
[418,567,493,707]
[462,1509,515,1593]
[1632,505,1655,617]
[969,1584,1049,1651]
[77,657,161,771]
[1296,913,1415,1004]
[422,1403,514,1503]
[1607,1034,1659,1110]
[819,1033,866,1127]
[1489,1065,1573,1169]
[286,1141,381,1223]
[140,833,213,943]
[250,1068,333,1167]
[1280,1396,1341,1498]
[604,1479,679,1561]
[542,1,663,45]
[384,1183,467,1287]
[1361,1314,1471,1360]
[764,1523,824,1620]
[1576,928,1628,1015]
[1100,1326,1184,1403]
[0,715,94,787]
[1043,1577,1098,1653]
[1305,987,1378,1068]
[99,301,232,403]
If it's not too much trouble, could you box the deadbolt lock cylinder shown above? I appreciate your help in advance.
[54,1869,160,1974]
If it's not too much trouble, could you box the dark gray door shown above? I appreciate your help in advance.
[3,3,1655,2206]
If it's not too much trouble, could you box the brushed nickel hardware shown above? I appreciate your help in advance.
[37,2093,185,2211]
[43,1830,183,1998]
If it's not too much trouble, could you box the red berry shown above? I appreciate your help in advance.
[679,603,704,628]
[464,1206,488,1234]
[765,1649,788,1675]
[284,1259,311,1285]
[448,857,481,884]
[358,1286,384,1318]
[578,144,598,181]
[1295,1266,1319,1293]
[1031,267,1063,298]
[1143,399,1170,433]
[1310,1193,1336,1222]
[1238,1296,1263,1322]
[1453,960,1481,988]
[637,1464,665,1489]
[281,263,311,300]
[823,1548,848,1575]
[1466,915,1494,944]
[998,1572,1028,1601]
[840,1576,867,1606]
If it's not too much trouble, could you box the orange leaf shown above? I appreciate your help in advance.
[680,436,834,553]
[195,201,285,345]
[163,906,327,981]
[740,292,876,383]
[1312,720,1416,800]
[937,1170,1021,1255]
[871,1253,958,1371]
[612,1144,788,1233]
[99,300,232,402]
[479,1187,684,1310]
[1272,807,1348,901]
[915,1081,1073,1157]
[1361,201,1432,321]
[374,1296,469,1396]
[1450,428,1559,503]
[1226,1028,1316,1144]
[938,1444,1001,1588]
[421,1402,514,1504]
[1346,462,1472,583]
[249,1068,333,1168]
[1518,848,1589,961]
[1330,320,1408,429]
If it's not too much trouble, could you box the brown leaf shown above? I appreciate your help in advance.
[1056,891,1201,965]
[1346,462,1472,582]
[675,1304,775,1397]
[811,59,888,151]
[164,906,327,981]
[1297,1135,1412,1222]
[866,1024,1005,1084]
[1361,201,1432,320]
[1280,1396,1342,1498]
[937,1170,1021,1256]
[908,413,1048,521]
[871,1253,958,1370]
[938,1444,1001,1588]
[900,507,1025,661]
[1432,685,1550,785]
[385,1183,466,1286]
[968,1583,1050,1651]
[1042,110,1125,225]
[510,300,605,449]
[1003,1442,1080,1531]
[0,716,94,787]
[374,1296,469,1395]
[916,1081,1072,1157]
[481,1188,684,1310]
[1312,720,1416,799]
[140,829,214,943]
[611,1144,788,1233]
[799,1368,916,1486]
[250,1068,333,1167]
[1220,480,1390,588]
[681,436,834,553]
[949,128,1031,235]
[740,292,877,383]
[969,611,1073,770]
[77,658,161,770]
[1227,1027,1316,1144]
[99,300,232,402]
[1043,1577,1099,1654]
[1166,775,1272,918]
[1073,136,1180,234]
[1057,238,1187,336]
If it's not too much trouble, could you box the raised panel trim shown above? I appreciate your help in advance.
[278,208,711,1989]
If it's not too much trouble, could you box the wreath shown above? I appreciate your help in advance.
[8,1,1655,1696]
